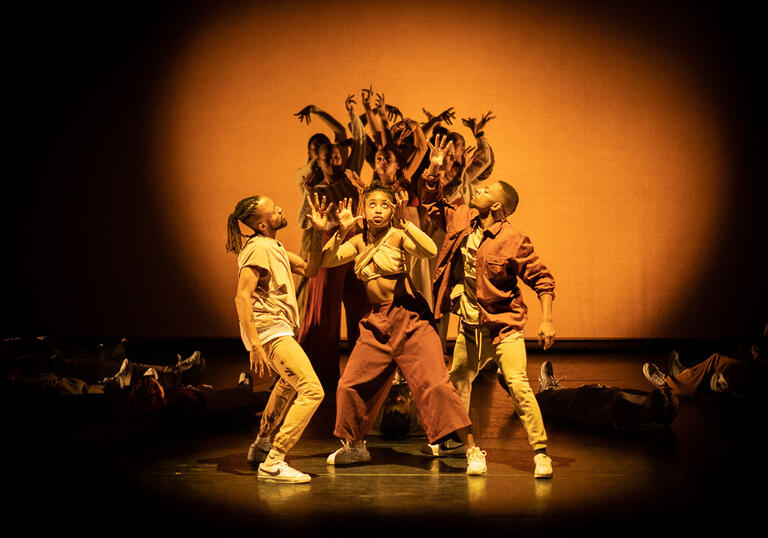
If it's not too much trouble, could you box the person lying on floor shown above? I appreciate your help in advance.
[497,360,679,432]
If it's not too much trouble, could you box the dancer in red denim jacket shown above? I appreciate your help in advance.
[420,135,557,479]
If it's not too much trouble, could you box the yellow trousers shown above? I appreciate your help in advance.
[259,336,324,454]
[450,323,548,451]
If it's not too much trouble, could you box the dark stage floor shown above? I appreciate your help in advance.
[5,346,765,534]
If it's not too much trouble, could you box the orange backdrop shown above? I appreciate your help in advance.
[149,1,733,339]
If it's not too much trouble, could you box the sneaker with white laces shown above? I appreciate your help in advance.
[326,440,371,465]
[257,461,311,483]
[534,453,553,479]
[420,439,467,457]
[466,446,487,476]
[642,362,666,387]
[247,437,272,464]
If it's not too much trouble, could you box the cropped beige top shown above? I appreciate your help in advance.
[354,228,408,282]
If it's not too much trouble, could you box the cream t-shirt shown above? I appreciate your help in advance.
[237,235,299,348]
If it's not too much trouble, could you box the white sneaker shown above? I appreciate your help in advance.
[534,453,553,479]
[247,437,272,464]
[326,440,371,465]
[421,439,467,457]
[466,446,487,476]
[257,460,311,483]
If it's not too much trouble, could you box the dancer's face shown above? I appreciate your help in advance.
[374,149,399,180]
[318,145,343,179]
[253,197,287,234]
[363,191,394,231]
[469,182,503,213]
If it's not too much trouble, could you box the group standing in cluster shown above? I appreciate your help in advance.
[227,88,558,483]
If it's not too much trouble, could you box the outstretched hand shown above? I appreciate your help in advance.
[336,197,363,235]
[462,110,496,135]
[392,190,409,229]
[427,133,455,167]
[307,192,332,231]
[437,107,455,125]
[345,93,356,113]
[361,85,374,110]
[294,105,316,124]
[392,119,416,144]
[422,107,455,125]
[385,104,403,122]
[345,169,367,197]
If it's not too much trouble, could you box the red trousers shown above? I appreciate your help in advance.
[334,296,472,444]
[667,353,764,398]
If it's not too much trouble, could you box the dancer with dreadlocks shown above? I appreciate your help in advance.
[226,193,330,483]
[320,183,487,476]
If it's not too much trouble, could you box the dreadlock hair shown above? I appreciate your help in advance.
[361,181,396,244]
[226,196,262,255]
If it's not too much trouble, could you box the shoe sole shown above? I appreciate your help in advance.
[257,474,311,483]
[326,456,371,465]
[534,472,553,479]
[466,469,487,476]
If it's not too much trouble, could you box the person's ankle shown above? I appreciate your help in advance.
[264,448,285,466]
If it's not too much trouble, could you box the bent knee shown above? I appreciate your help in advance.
[298,380,324,404]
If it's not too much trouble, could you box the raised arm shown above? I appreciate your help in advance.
[401,119,428,184]
[461,111,496,200]
[361,86,388,148]
[345,93,367,174]
[417,134,455,231]
[294,104,348,144]
[421,106,455,140]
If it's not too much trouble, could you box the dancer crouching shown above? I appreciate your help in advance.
[321,185,487,475]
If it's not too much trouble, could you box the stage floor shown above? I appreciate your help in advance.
[6,349,764,533]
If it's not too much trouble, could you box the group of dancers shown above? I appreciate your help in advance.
[226,89,557,483]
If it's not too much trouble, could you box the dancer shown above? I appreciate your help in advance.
[320,185,487,476]
[296,95,371,398]
[421,135,556,479]
[294,96,366,326]
[227,193,330,483]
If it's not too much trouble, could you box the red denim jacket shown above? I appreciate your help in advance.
[421,178,555,345]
